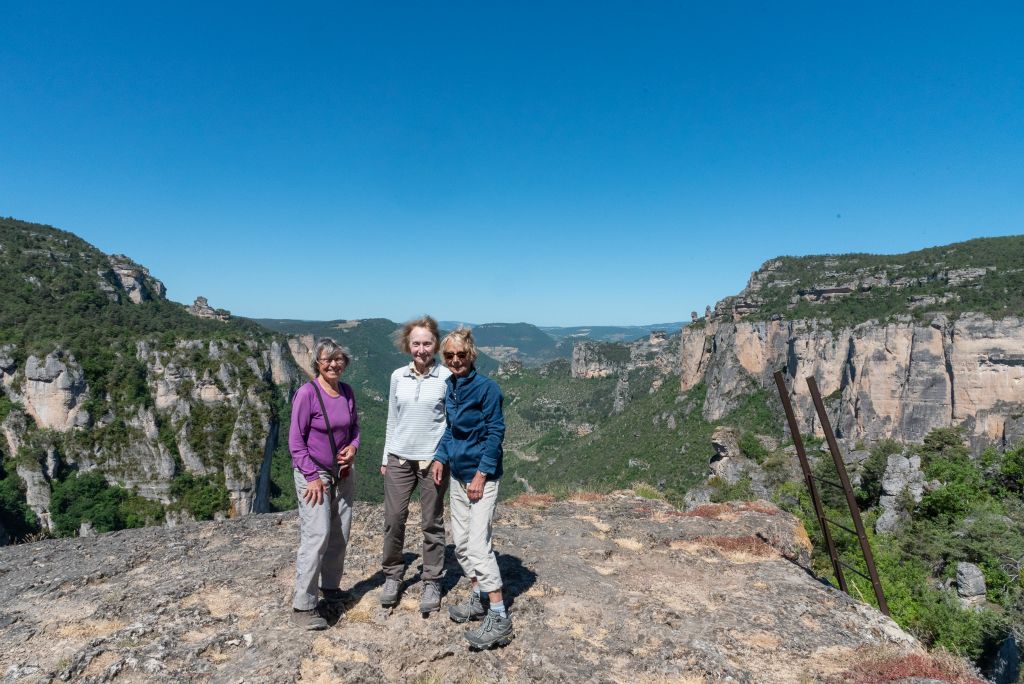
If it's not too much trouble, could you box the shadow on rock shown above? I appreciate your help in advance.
[439,545,537,608]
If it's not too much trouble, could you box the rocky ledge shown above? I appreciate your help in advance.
[0,494,969,683]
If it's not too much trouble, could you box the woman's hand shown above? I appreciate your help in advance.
[468,471,487,502]
[380,465,387,476]
[431,461,445,486]
[336,444,356,468]
[303,478,325,506]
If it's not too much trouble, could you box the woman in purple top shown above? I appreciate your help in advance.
[289,337,360,630]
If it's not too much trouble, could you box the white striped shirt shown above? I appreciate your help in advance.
[382,361,452,465]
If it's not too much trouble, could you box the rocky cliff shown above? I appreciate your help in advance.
[0,493,971,684]
[680,313,1024,449]
[0,218,300,537]
[680,238,1024,450]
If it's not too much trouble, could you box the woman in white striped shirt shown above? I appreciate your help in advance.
[378,315,452,614]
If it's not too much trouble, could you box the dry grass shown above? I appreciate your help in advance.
[682,501,779,519]
[829,649,986,684]
[682,504,734,519]
[82,651,118,677]
[53,618,127,639]
[567,491,606,503]
[736,501,779,515]
[507,493,555,509]
[692,535,776,558]
[613,537,644,552]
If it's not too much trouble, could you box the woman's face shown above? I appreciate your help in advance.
[318,354,347,382]
[408,327,436,366]
[443,342,471,377]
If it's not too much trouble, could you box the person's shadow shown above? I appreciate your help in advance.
[326,548,537,624]
[435,545,537,609]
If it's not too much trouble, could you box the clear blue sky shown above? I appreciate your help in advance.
[2,2,1022,326]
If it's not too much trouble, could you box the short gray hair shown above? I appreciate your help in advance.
[311,337,352,377]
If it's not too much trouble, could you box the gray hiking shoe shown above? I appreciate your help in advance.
[380,577,402,607]
[291,608,328,631]
[465,610,514,649]
[420,580,441,614]
[448,591,486,623]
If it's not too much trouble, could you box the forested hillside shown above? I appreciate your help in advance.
[0,218,296,543]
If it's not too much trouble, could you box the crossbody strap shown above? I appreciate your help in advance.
[310,380,339,462]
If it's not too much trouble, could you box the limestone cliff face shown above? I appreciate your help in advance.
[680,313,1024,447]
[0,351,90,431]
[135,339,298,512]
[0,337,298,525]
[286,334,316,380]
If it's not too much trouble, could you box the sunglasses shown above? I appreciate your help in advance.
[443,351,469,361]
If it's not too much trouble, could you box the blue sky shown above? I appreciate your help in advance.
[2,2,1022,326]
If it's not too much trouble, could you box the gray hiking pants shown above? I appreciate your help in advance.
[292,468,354,610]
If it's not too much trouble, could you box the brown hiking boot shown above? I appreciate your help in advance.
[291,608,328,630]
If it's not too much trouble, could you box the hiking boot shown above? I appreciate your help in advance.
[291,608,328,631]
[447,591,486,623]
[380,577,402,607]
[464,610,514,649]
[420,580,441,614]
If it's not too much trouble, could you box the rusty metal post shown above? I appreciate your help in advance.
[806,376,889,615]
[772,371,847,592]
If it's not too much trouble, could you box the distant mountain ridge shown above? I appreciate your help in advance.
[436,320,689,367]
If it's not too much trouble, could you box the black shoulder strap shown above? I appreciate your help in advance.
[310,380,339,458]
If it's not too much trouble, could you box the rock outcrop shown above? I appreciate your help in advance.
[956,562,987,608]
[2,351,90,431]
[187,296,230,321]
[0,494,939,683]
[105,255,167,304]
[287,334,317,380]
[875,452,926,534]
[681,314,1024,448]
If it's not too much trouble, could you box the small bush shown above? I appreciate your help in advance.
[170,472,230,520]
[709,475,755,503]
[738,432,768,463]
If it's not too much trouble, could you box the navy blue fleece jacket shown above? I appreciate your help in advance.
[434,369,504,483]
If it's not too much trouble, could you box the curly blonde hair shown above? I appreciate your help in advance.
[440,326,477,365]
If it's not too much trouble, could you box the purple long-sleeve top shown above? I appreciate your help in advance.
[289,380,361,481]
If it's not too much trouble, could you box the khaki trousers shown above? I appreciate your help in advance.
[449,478,502,592]
[382,455,449,581]
[292,468,354,610]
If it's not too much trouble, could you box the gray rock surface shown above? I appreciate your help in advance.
[956,562,987,605]
[0,495,928,683]
[876,453,925,534]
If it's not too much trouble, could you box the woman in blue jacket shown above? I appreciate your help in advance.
[431,327,513,649]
